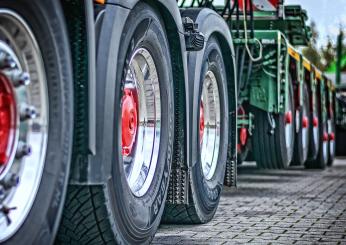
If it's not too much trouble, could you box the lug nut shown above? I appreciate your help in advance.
[20,105,37,121]
[7,70,30,88]
[16,141,32,159]
[0,53,16,69]
[0,185,5,199]
[0,173,19,189]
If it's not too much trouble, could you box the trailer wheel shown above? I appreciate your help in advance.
[0,1,73,244]
[252,81,295,169]
[163,37,228,224]
[292,84,310,165]
[305,103,328,169]
[327,117,336,166]
[56,3,174,244]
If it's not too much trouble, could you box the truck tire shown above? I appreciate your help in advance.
[56,3,174,244]
[292,84,310,165]
[307,90,320,161]
[252,82,295,169]
[0,1,73,244]
[305,99,328,169]
[327,117,336,166]
[163,37,229,224]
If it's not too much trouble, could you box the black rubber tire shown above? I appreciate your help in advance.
[336,126,346,156]
[305,98,328,169]
[0,1,74,244]
[307,89,320,161]
[163,37,229,224]
[56,3,174,244]
[252,82,295,169]
[327,117,336,166]
[292,84,310,165]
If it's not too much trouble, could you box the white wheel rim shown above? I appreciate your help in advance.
[121,48,161,197]
[0,10,48,241]
[200,71,221,180]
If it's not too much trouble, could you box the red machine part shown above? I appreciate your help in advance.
[0,73,16,167]
[121,88,138,156]
[237,106,248,152]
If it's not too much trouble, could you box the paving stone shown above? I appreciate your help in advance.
[153,159,346,244]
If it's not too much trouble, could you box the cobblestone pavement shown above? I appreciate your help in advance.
[153,158,346,244]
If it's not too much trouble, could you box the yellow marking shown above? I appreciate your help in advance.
[288,46,300,62]
[315,69,322,80]
[303,58,311,71]
[94,0,105,4]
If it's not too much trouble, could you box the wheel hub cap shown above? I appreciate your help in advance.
[200,71,220,180]
[302,116,309,128]
[0,10,48,241]
[199,102,205,144]
[285,111,292,124]
[121,48,161,197]
[0,74,16,169]
[121,88,138,156]
[313,117,318,127]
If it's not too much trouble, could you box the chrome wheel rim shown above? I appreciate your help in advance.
[200,71,221,180]
[313,115,319,148]
[0,10,48,241]
[121,48,161,197]
[301,106,309,156]
[327,119,334,157]
[284,105,293,154]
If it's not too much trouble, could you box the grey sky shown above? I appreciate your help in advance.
[285,0,346,47]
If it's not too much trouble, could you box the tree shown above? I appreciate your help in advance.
[302,21,324,70]
[321,36,336,70]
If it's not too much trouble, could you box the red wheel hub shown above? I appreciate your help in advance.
[329,132,335,141]
[199,102,205,144]
[0,73,16,167]
[285,111,292,124]
[121,88,138,156]
[313,117,318,127]
[302,116,309,128]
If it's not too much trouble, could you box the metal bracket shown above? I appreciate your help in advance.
[182,17,205,52]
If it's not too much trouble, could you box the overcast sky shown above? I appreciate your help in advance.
[285,0,346,47]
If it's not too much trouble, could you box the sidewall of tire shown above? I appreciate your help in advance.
[0,1,73,244]
[191,36,229,223]
[103,3,174,243]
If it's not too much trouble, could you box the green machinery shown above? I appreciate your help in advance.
[180,0,339,168]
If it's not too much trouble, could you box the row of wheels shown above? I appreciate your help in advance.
[0,2,234,244]
[0,1,340,244]
[245,76,336,170]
